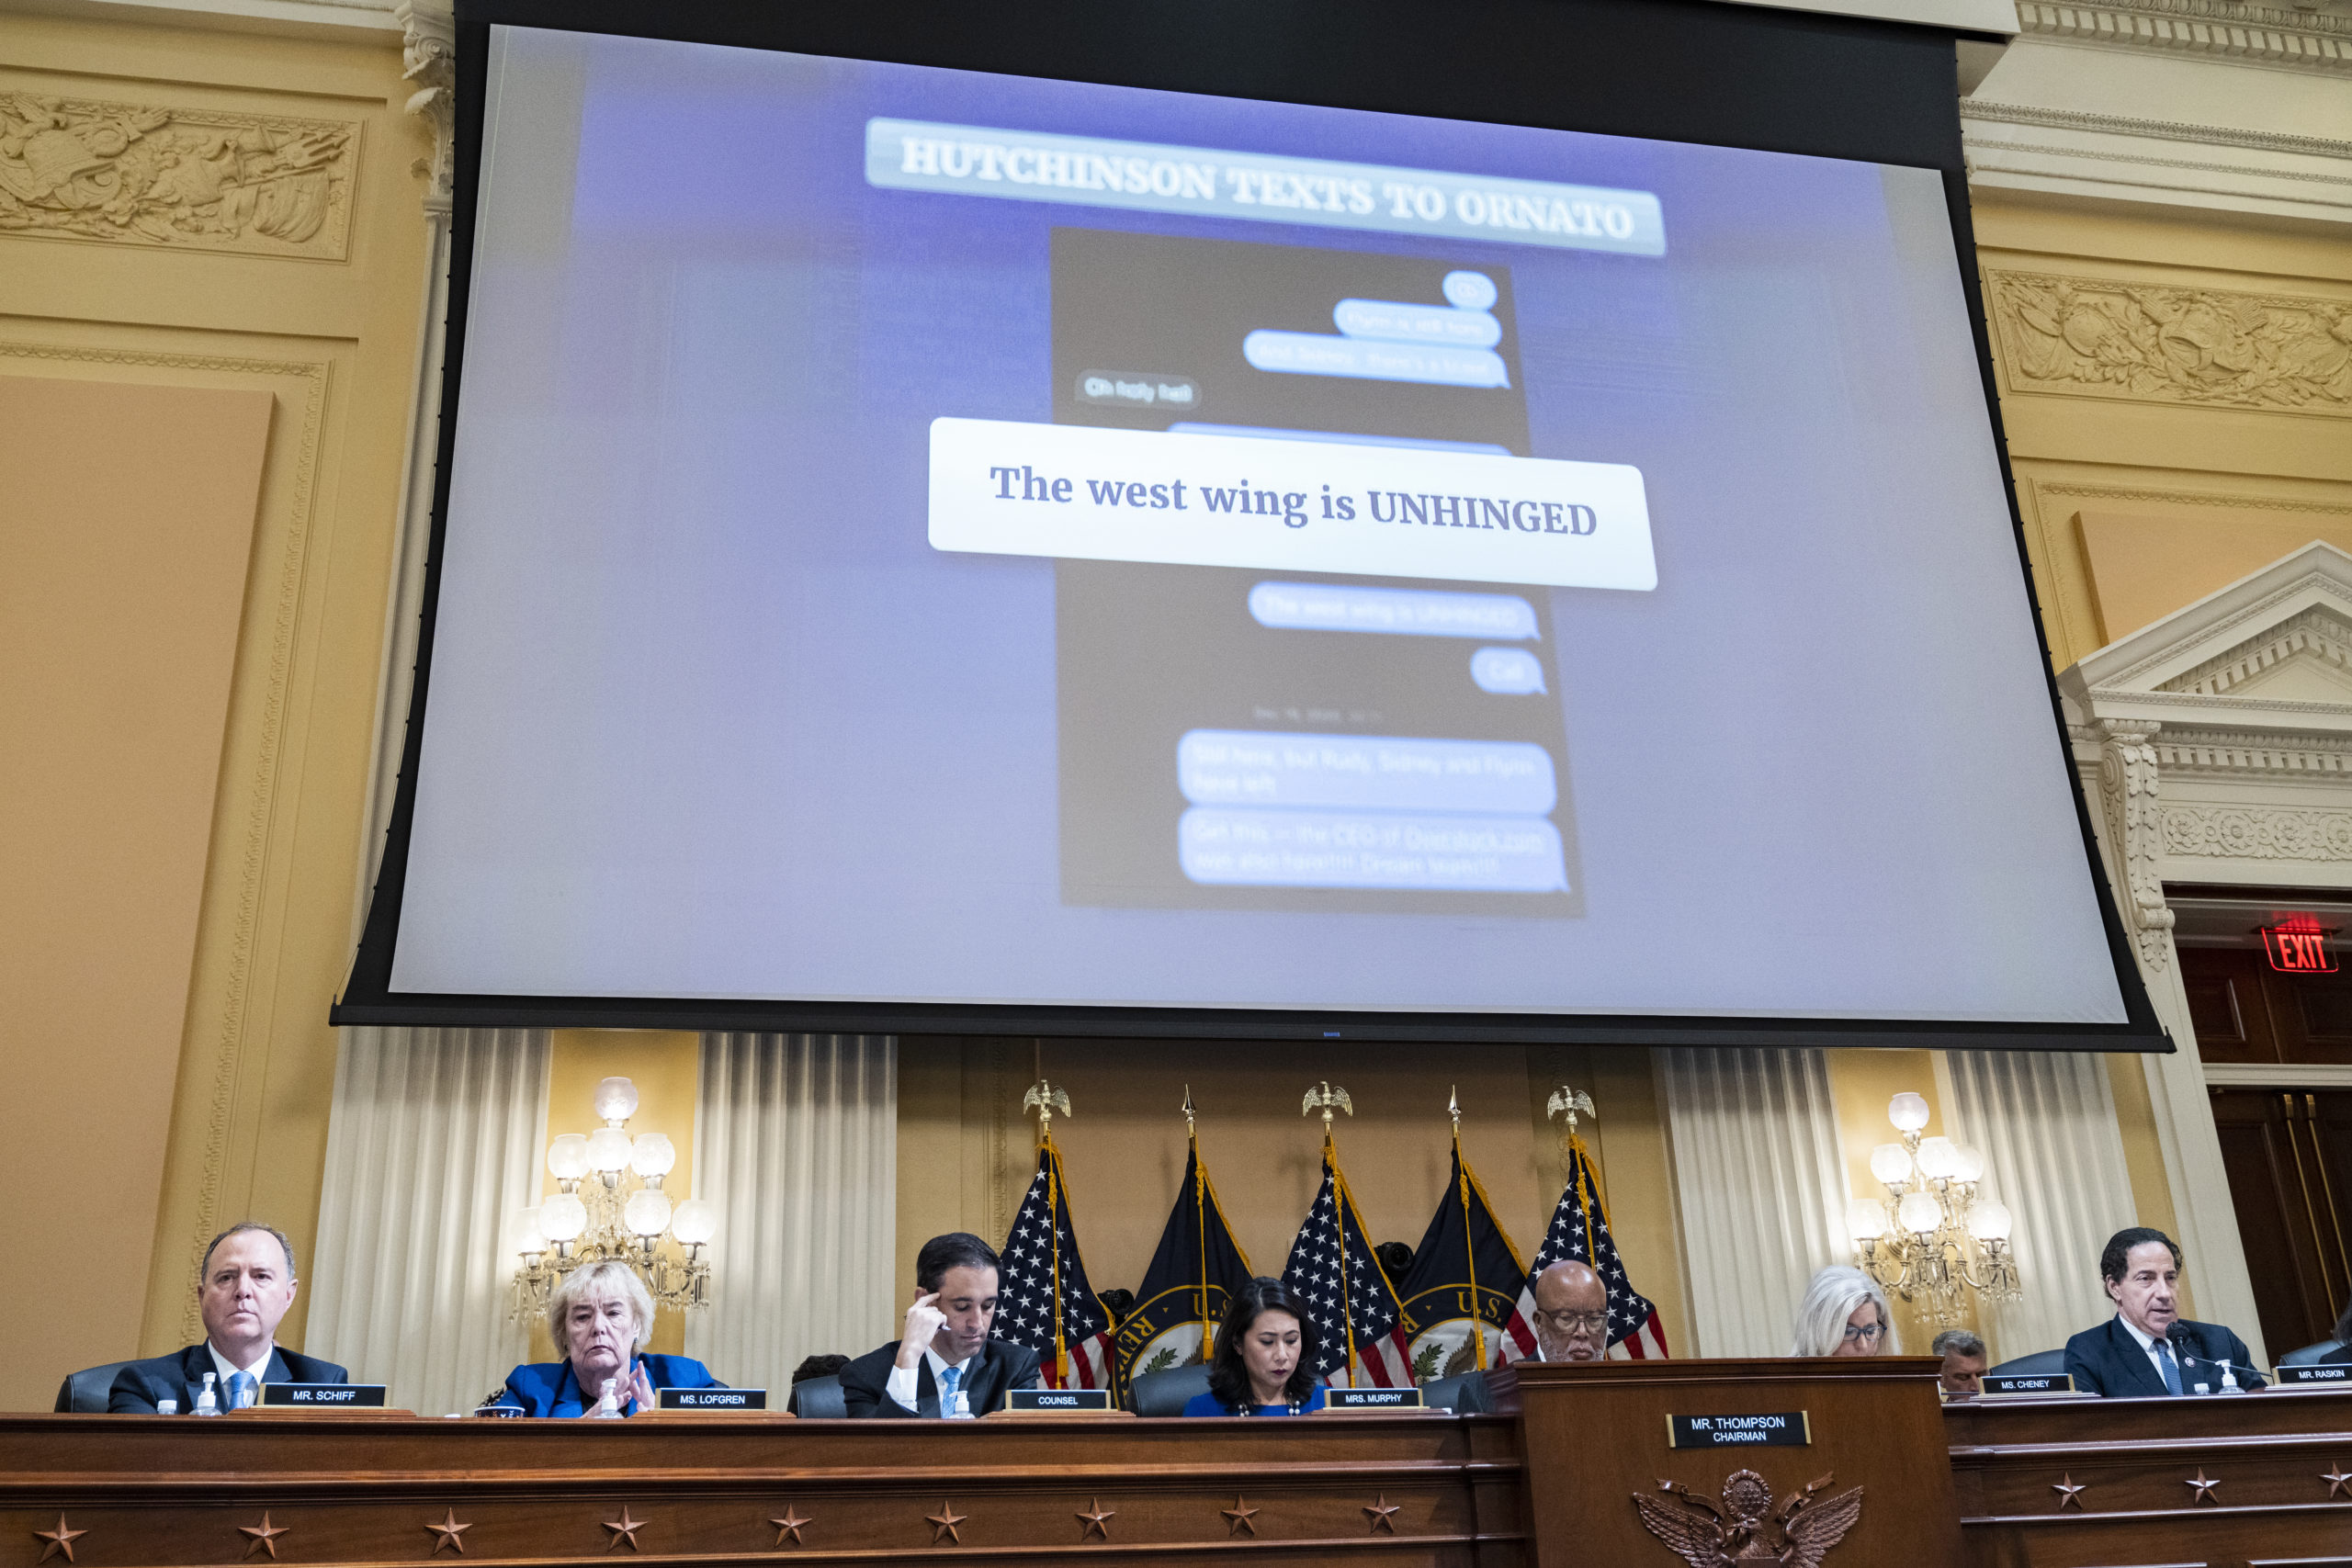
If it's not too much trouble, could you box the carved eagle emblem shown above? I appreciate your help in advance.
[1632,1471,1863,1567]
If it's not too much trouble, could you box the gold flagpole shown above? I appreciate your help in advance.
[1186,1088,1212,1358]
[1023,1078,1073,1385]
[1452,1088,1484,1371]
[1303,1082,1355,1382]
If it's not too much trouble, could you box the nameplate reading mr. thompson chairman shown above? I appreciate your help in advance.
[1668,1411,1811,1449]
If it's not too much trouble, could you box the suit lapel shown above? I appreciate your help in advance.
[180,1344,215,1410]
[266,1349,298,1387]
[2107,1318,2167,1396]
[916,1359,939,1418]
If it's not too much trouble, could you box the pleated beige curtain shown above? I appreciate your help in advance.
[685,1033,896,1393]
[1658,1047,1850,1357]
[1940,1050,2140,1363]
[307,1026,550,1416]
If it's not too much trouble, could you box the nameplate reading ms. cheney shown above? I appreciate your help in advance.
[1668,1412,1810,1449]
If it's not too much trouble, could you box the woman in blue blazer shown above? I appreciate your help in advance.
[491,1259,723,1416]
[1182,1277,1329,1417]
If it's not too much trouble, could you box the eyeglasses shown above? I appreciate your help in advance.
[1842,1321,1884,1344]
[1538,1310,1609,1336]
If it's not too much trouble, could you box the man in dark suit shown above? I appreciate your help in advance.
[109,1223,347,1413]
[840,1233,1040,1418]
[2064,1226,2264,1397]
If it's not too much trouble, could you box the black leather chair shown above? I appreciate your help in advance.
[1986,1348,2067,1377]
[1419,1371,1493,1413]
[2280,1337,2345,1366]
[54,1361,137,1413]
[1130,1363,1212,1416]
[786,1373,846,1418]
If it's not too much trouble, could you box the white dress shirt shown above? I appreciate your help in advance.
[206,1342,277,1404]
[2115,1315,2185,1392]
[884,1346,976,1417]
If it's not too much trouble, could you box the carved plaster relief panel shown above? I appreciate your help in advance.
[1988,271,2352,415]
[0,90,357,258]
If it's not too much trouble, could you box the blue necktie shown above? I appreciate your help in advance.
[938,1365,962,1418]
[2154,1341,2183,1396]
[228,1371,259,1410]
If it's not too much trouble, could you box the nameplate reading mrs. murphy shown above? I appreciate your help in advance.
[1668,1411,1810,1449]
[1324,1386,1426,1411]
[655,1387,767,1410]
[259,1383,388,1407]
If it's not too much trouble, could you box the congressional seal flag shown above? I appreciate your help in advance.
[993,1089,1114,1389]
[1112,1100,1253,1408]
[1282,1093,1415,1387]
[1501,1114,1669,1361]
[1396,1106,1531,1381]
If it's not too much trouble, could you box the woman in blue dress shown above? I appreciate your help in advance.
[1182,1276,1328,1417]
[490,1258,723,1416]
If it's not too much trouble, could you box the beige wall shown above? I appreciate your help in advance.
[0,6,431,1401]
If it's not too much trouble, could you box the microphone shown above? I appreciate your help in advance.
[2166,1323,2203,1393]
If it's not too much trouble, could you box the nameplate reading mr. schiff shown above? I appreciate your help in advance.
[260,1384,387,1407]
[2276,1364,2351,1386]
[1668,1411,1809,1449]
[1325,1387,1426,1411]
[1003,1387,1113,1413]
[656,1387,767,1410]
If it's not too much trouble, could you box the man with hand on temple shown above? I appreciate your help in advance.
[109,1222,346,1413]
[840,1233,1040,1417]
[2064,1226,2265,1395]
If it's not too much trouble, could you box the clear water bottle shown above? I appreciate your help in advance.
[592,1378,624,1419]
[2218,1362,2247,1394]
[194,1372,220,1416]
[156,1399,179,1416]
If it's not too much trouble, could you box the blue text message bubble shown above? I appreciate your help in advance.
[1178,730,1556,815]
[1333,299,1502,347]
[1180,807,1568,892]
[1443,271,1498,310]
[1243,331,1510,389]
[1249,582,1538,639]
[1471,646,1547,694]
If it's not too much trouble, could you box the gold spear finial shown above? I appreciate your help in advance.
[1449,1085,1462,1134]
[1182,1084,1196,1138]
[1023,1079,1072,1137]
[1301,1080,1353,1134]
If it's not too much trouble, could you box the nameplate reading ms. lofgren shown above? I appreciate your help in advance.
[260,1383,387,1406]
[1668,1411,1810,1449]
[656,1387,767,1410]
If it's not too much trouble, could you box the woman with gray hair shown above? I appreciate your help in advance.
[489,1259,725,1416]
[1788,1265,1898,1358]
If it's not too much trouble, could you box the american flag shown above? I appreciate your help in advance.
[992,1141,1114,1388]
[1501,1133,1669,1361]
[1280,1142,1415,1387]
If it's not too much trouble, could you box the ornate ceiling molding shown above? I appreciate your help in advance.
[2159,604,2352,695]
[1987,270,2352,415]
[0,90,356,258]
[1963,99,2352,160]
[2013,0,2352,73]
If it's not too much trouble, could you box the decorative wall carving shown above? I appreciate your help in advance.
[396,1,455,213]
[0,92,356,258]
[1990,272,2352,415]
[2098,719,2177,968]
[2156,729,2352,777]
[2013,0,2352,74]
[2163,805,2352,860]
[2159,606,2352,696]
[1963,100,2352,162]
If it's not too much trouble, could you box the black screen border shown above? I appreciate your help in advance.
[335,0,2172,1054]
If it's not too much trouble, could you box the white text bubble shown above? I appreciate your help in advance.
[1471,646,1548,694]
[1244,330,1510,388]
[1178,730,1556,816]
[1179,807,1567,892]
[1249,582,1538,640]
[1442,271,1498,310]
[928,419,1655,592]
[1332,299,1501,347]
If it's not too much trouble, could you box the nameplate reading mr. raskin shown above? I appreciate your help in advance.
[656,1387,767,1410]
[1668,1412,1809,1449]
[1980,1372,2075,1397]
[260,1383,387,1407]
[1005,1387,1113,1412]
[2277,1364,2351,1386]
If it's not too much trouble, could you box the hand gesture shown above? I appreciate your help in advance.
[627,1360,657,1414]
[897,1291,945,1370]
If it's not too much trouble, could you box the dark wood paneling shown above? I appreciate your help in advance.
[2211,1089,2352,1356]
[2180,947,2352,1066]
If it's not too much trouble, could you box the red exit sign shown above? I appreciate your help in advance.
[2261,923,2337,974]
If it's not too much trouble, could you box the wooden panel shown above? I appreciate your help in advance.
[1945,1388,2352,1568]
[1492,1356,1962,1568]
[0,1413,1523,1565]
[2182,948,2278,1065]
[2211,1089,2352,1355]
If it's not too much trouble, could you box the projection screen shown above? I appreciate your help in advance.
[338,0,2166,1049]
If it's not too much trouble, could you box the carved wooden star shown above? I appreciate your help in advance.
[1221,1496,1259,1538]
[2325,1461,2352,1501]
[2184,1469,2222,1504]
[1363,1494,1401,1534]
[424,1509,472,1555]
[33,1516,86,1565]
[926,1502,967,1546]
[239,1513,289,1560]
[2051,1474,2086,1510]
[602,1508,648,1551]
[1075,1498,1115,1541]
[768,1507,812,1547]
